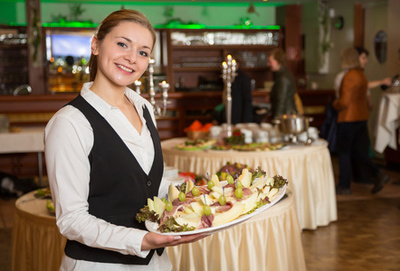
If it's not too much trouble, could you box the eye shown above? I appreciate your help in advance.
[139,51,149,57]
[117,42,127,48]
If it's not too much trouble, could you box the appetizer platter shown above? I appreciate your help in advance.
[136,168,288,235]
[176,138,216,151]
[175,127,285,152]
[211,142,286,152]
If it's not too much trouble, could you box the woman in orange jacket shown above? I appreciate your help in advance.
[333,47,389,195]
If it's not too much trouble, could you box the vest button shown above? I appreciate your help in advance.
[147,180,152,187]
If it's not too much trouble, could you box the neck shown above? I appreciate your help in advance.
[90,79,127,107]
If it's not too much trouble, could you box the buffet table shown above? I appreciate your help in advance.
[166,190,306,271]
[374,93,400,153]
[11,189,305,271]
[0,127,45,185]
[11,190,66,271]
[161,138,337,230]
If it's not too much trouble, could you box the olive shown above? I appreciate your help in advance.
[203,205,212,216]
[208,180,215,190]
[192,186,200,196]
[165,202,173,212]
[219,194,227,206]
[226,175,234,185]
[235,187,243,199]
[178,191,186,202]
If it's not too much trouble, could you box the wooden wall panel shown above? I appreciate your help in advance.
[354,3,365,48]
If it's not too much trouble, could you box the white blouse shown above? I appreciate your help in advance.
[45,82,171,271]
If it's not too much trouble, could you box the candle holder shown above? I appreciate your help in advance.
[134,58,170,117]
[221,54,237,137]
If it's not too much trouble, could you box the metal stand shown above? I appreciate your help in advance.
[134,58,170,117]
[222,55,237,137]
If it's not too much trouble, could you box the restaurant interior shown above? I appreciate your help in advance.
[1,0,400,270]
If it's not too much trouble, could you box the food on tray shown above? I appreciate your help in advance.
[34,187,52,199]
[207,128,285,151]
[136,168,288,233]
[176,138,216,151]
[222,129,245,145]
[212,142,285,151]
[184,120,213,140]
[217,162,253,181]
[46,199,55,215]
[184,120,213,133]
[179,171,208,186]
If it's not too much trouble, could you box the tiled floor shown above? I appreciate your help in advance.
[1,155,400,270]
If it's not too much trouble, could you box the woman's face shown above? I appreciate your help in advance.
[267,55,281,72]
[91,21,153,87]
[359,52,368,69]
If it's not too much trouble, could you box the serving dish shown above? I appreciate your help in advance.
[145,184,287,236]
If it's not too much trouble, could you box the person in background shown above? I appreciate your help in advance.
[333,47,389,195]
[215,54,254,125]
[267,48,297,120]
[230,55,254,124]
[354,47,391,183]
[355,46,391,110]
[45,9,203,271]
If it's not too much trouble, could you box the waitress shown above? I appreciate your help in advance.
[45,9,203,271]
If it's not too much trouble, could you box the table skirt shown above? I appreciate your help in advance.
[11,191,66,271]
[166,191,306,271]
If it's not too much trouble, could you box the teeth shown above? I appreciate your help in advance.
[117,64,133,73]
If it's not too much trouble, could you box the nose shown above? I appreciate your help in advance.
[125,50,137,63]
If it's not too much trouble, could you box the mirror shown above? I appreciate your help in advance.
[374,31,387,64]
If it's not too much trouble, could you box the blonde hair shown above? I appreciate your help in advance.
[88,9,156,81]
[269,48,287,67]
[341,47,361,69]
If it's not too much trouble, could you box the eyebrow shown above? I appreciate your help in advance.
[116,36,151,50]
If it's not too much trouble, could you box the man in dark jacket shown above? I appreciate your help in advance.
[267,48,297,119]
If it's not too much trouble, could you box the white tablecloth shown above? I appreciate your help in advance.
[0,127,45,185]
[0,127,44,154]
[375,93,400,153]
[161,138,337,230]
[166,190,306,271]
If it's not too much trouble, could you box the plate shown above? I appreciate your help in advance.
[145,184,287,236]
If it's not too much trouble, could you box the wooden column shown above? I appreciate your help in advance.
[276,4,305,88]
[354,3,365,48]
[26,0,46,94]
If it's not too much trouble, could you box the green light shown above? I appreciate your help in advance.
[42,21,98,28]
[9,22,27,27]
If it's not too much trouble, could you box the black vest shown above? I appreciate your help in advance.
[64,95,164,264]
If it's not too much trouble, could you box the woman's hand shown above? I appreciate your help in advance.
[141,232,206,251]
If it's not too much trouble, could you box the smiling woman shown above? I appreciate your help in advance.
[44,9,205,271]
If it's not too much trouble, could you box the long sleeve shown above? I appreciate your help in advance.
[274,76,292,117]
[333,69,369,122]
[45,109,150,258]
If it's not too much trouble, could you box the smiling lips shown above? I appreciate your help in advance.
[116,64,134,73]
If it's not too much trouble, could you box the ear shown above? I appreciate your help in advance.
[91,36,99,55]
